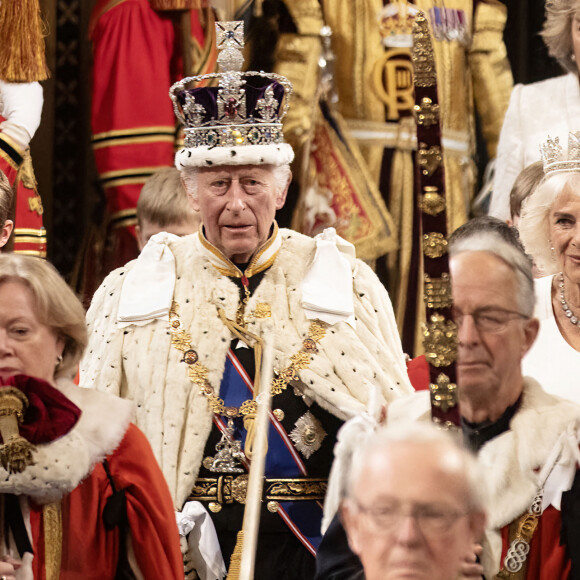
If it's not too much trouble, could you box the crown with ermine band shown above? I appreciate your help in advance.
[170,21,294,169]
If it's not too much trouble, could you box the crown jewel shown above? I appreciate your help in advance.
[540,132,580,175]
[170,21,294,168]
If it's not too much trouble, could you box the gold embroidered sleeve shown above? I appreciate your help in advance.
[271,1,325,160]
[469,0,513,158]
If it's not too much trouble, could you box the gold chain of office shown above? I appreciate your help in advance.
[168,301,327,418]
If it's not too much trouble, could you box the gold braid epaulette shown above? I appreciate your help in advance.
[168,301,327,417]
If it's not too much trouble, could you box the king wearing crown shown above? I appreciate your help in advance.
[81,21,413,579]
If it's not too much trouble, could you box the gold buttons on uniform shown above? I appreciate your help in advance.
[209,502,222,513]
[267,501,280,513]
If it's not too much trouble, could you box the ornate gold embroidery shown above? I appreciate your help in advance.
[419,187,445,217]
[417,144,442,177]
[423,313,458,367]
[27,195,44,216]
[189,475,327,505]
[19,152,38,191]
[424,273,453,309]
[372,49,414,121]
[412,13,437,88]
[413,97,440,127]
[429,373,458,413]
[423,232,448,259]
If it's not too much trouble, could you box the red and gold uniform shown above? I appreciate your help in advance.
[88,0,216,276]
[0,125,46,257]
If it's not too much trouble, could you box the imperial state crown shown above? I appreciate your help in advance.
[170,21,294,169]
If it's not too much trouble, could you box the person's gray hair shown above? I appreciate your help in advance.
[449,218,535,316]
[346,422,487,512]
[0,254,87,380]
[519,171,580,276]
[541,0,580,73]
[181,163,292,199]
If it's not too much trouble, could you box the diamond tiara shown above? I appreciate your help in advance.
[170,21,295,168]
[540,132,580,176]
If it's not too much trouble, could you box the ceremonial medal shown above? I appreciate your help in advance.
[290,411,327,460]
[203,419,246,473]
[429,6,470,45]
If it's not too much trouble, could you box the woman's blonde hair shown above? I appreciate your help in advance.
[0,254,87,379]
[541,0,580,73]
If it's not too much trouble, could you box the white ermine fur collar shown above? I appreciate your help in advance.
[388,379,580,577]
[0,378,133,504]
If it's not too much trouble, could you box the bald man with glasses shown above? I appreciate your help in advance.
[317,217,580,580]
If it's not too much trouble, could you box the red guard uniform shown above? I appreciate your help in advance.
[88,0,215,275]
[0,126,46,257]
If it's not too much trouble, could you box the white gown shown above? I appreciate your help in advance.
[523,274,580,404]
[490,73,580,221]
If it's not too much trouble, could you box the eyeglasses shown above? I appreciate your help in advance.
[352,499,468,536]
[451,306,529,334]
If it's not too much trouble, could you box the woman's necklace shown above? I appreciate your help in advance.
[558,272,580,326]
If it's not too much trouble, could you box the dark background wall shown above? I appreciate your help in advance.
[504,0,562,84]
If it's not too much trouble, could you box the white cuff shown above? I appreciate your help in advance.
[177,502,227,580]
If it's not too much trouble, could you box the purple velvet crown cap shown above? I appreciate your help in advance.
[176,79,286,127]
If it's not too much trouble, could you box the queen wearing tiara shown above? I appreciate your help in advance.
[518,132,580,404]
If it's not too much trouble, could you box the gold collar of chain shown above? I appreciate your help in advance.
[168,301,327,419]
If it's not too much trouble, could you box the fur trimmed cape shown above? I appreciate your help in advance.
[81,228,413,508]
[0,378,133,504]
[388,379,580,578]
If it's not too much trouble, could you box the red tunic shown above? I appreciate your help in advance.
[499,505,571,579]
[0,128,46,256]
[28,424,184,579]
[88,0,215,278]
